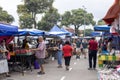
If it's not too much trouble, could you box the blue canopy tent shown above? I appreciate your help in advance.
[18,29,45,36]
[0,23,18,36]
[61,28,73,36]
[49,25,69,35]
[90,32,101,37]
[94,25,110,32]
[0,23,18,44]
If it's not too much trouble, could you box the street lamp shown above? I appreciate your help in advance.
[82,5,86,38]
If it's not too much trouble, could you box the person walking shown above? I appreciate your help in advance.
[75,39,81,59]
[56,40,63,68]
[33,36,46,75]
[81,39,88,59]
[62,41,73,71]
[88,37,98,70]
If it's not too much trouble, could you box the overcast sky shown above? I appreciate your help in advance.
[0,0,114,26]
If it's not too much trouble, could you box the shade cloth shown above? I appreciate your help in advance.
[94,25,110,32]
[0,23,18,36]
[49,25,69,35]
[90,32,101,36]
[17,29,45,36]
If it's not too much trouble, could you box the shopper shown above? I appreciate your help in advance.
[107,38,113,53]
[75,39,81,59]
[88,37,98,70]
[81,39,88,59]
[56,40,63,68]
[62,41,73,71]
[33,36,46,75]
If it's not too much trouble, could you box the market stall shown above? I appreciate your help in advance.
[11,28,45,75]
[0,23,18,74]
[97,0,120,79]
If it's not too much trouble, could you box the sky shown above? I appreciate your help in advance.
[0,0,115,27]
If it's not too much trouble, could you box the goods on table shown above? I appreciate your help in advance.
[15,49,32,55]
[98,55,120,67]
[98,68,120,80]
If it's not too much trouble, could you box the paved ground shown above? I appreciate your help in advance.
[1,55,98,80]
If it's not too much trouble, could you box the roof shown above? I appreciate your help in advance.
[103,0,120,24]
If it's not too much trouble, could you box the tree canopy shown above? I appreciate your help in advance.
[37,7,60,31]
[61,8,96,36]
[97,19,106,25]
[17,0,53,29]
[0,7,14,24]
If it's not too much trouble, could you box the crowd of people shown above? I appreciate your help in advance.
[1,36,115,77]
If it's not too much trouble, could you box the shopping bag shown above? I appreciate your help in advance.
[34,60,40,69]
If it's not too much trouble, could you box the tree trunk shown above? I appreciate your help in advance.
[32,12,37,29]
[74,25,80,36]
[74,25,78,36]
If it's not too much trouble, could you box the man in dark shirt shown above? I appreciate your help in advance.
[88,37,98,70]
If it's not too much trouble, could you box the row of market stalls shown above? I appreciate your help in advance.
[97,0,120,80]
[0,23,74,75]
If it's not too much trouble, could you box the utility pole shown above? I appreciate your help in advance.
[82,5,86,38]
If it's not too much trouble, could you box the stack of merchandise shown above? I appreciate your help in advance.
[97,66,120,80]
[15,49,32,55]
[98,55,120,68]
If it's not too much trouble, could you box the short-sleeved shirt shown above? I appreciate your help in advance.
[62,44,73,57]
[76,41,81,48]
[82,42,88,49]
[89,40,98,50]
[35,41,46,59]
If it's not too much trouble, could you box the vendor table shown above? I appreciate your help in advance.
[13,49,34,75]
[98,55,120,68]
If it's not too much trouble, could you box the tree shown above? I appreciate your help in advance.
[17,5,34,28]
[61,8,96,36]
[97,19,105,25]
[19,13,34,29]
[84,29,93,36]
[0,7,14,23]
[37,7,60,31]
[23,0,54,28]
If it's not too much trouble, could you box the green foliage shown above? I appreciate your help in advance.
[19,13,34,29]
[97,19,105,25]
[37,7,60,31]
[17,0,53,29]
[24,0,53,14]
[61,8,96,36]
[24,0,53,28]
[61,11,71,26]
[84,29,93,36]
[17,5,28,16]
[0,6,14,23]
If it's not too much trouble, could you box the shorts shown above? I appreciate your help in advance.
[76,48,81,55]
[36,58,45,65]
[81,48,88,54]
[76,48,81,53]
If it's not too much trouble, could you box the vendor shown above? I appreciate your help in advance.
[22,37,29,49]
[0,39,10,77]
[107,38,113,53]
